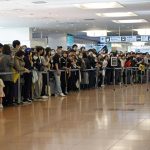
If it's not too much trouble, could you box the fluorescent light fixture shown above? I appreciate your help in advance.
[133,28,150,35]
[83,30,108,37]
[74,2,123,9]
[112,19,148,23]
[96,12,137,17]
[32,1,48,4]
[135,10,150,15]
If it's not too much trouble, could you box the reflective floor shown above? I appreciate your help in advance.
[0,84,150,150]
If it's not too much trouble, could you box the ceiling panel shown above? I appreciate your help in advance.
[0,0,150,34]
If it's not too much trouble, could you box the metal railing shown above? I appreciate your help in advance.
[1,67,150,104]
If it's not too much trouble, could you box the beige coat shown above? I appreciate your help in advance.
[14,56,25,75]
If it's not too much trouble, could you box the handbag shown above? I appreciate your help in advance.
[12,68,20,83]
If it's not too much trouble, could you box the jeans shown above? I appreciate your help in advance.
[54,71,62,95]
[33,72,42,98]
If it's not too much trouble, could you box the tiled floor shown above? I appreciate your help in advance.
[0,84,150,150]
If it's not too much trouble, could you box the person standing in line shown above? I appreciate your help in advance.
[41,47,51,98]
[14,50,30,103]
[12,40,21,56]
[72,44,78,52]
[0,45,14,106]
[33,46,44,99]
[23,48,33,102]
[60,51,71,95]
[53,46,66,97]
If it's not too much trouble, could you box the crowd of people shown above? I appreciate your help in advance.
[0,40,150,108]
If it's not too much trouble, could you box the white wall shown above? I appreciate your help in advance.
[112,43,131,52]
[48,33,67,50]
[0,27,30,46]
[30,38,48,48]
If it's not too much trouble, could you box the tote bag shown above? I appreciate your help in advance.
[12,68,20,83]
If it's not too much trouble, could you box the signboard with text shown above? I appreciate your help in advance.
[111,57,118,66]
[100,35,150,43]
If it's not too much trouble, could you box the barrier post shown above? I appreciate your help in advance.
[125,68,127,87]
[141,70,143,84]
[78,69,81,90]
[135,68,138,83]
[65,69,70,94]
[113,68,116,91]
[119,68,122,87]
[95,68,98,88]
[17,75,21,104]
[47,71,50,97]
[130,68,133,85]
[101,68,105,87]
[146,68,149,91]
[121,68,123,86]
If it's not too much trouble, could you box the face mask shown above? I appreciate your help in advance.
[79,55,83,59]
[51,51,55,56]
[76,51,79,55]
[93,54,96,58]
[33,56,38,60]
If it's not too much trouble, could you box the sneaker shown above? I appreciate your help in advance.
[59,93,66,97]
[23,100,30,104]
[65,92,68,95]
[41,96,48,99]
[27,99,32,103]
[0,104,3,108]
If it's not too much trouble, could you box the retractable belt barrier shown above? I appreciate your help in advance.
[0,66,150,103]
[29,67,150,92]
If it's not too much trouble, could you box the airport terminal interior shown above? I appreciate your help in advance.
[1,0,150,150]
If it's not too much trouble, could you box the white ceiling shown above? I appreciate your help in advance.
[0,0,150,34]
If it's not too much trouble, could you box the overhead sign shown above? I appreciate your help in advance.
[100,35,150,43]
[126,36,136,42]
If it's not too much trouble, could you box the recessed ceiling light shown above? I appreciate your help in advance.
[84,18,95,21]
[83,30,109,37]
[112,19,148,23]
[74,2,123,9]
[32,1,47,4]
[12,9,23,11]
[135,10,150,15]
[96,12,137,17]
[1,0,10,1]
